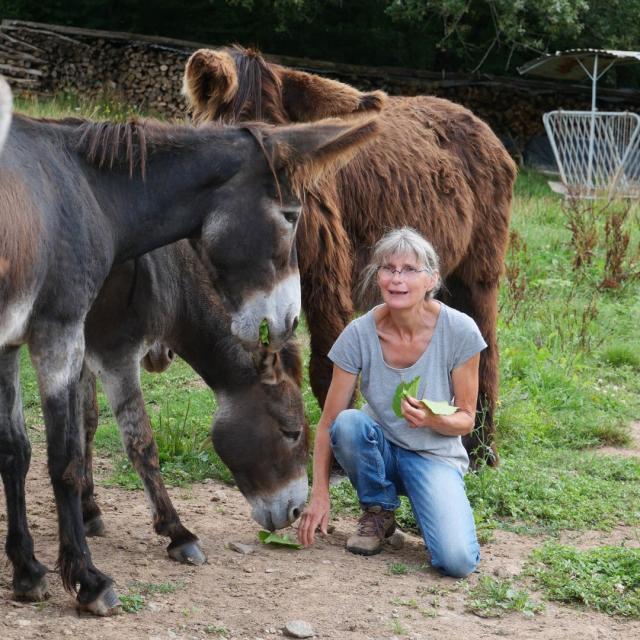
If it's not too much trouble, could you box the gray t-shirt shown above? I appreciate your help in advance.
[328,303,487,475]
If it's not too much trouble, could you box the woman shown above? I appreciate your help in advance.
[297,227,485,578]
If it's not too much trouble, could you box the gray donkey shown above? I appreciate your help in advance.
[79,238,309,567]
[0,77,379,615]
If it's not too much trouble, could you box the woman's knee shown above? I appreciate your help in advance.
[329,409,370,448]
[432,543,480,578]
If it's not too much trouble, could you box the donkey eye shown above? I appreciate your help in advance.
[282,208,300,224]
[280,429,301,442]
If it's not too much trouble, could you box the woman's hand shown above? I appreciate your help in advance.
[401,395,438,429]
[297,491,331,547]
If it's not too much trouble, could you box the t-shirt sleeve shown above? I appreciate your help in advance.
[327,320,362,375]
[452,313,487,370]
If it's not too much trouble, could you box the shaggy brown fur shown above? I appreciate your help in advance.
[183,46,517,465]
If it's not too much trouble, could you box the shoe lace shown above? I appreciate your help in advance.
[357,510,387,537]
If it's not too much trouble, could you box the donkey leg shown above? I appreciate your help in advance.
[78,365,105,537]
[30,325,119,615]
[101,367,206,565]
[444,271,500,468]
[0,346,50,601]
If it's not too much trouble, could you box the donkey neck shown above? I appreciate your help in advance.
[157,242,257,390]
[77,125,246,264]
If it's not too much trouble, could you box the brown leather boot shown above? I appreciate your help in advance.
[346,506,396,556]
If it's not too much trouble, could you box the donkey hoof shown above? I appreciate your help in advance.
[13,575,50,602]
[167,540,207,565]
[78,585,121,617]
[84,515,106,537]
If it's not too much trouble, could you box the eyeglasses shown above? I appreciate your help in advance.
[377,265,429,280]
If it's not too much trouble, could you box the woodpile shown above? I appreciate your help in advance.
[1,19,640,154]
[0,20,193,117]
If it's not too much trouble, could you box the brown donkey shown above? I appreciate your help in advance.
[182,46,517,465]
[0,80,379,615]
[79,238,310,566]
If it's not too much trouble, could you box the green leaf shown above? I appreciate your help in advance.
[392,376,422,417]
[419,399,459,415]
[259,319,270,346]
[258,530,302,549]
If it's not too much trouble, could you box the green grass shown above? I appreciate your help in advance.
[466,575,544,618]
[14,92,153,121]
[120,580,184,614]
[92,357,233,488]
[466,451,640,535]
[526,544,640,618]
[388,562,410,575]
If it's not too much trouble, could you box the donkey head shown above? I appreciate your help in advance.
[183,45,387,125]
[212,341,309,530]
[201,116,380,351]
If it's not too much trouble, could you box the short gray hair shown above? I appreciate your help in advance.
[358,227,441,301]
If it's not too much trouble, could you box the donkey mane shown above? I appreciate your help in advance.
[222,45,288,124]
[73,118,195,178]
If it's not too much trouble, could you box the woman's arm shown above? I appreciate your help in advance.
[401,353,480,436]
[297,365,358,547]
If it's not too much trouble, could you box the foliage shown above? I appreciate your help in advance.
[119,592,145,614]
[92,356,232,489]
[7,0,640,75]
[259,318,270,346]
[526,544,640,617]
[388,562,410,575]
[120,580,184,613]
[392,376,421,417]
[467,451,640,534]
[466,575,544,617]
[258,530,302,548]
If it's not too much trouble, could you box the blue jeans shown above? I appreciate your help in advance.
[330,409,480,578]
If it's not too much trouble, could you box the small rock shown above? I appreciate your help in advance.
[492,566,516,579]
[211,490,227,502]
[229,542,256,555]
[326,524,336,534]
[283,620,314,638]
[16,619,31,627]
[386,531,406,550]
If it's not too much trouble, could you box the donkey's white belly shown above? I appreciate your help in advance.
[0,297,33,348]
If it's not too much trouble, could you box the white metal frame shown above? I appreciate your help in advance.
[520,50,640,199]
[544,110,640,198]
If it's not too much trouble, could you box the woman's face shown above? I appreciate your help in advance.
[377,252,438,310]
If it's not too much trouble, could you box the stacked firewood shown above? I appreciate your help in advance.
[2,19,640,155]
[0,21,192,117]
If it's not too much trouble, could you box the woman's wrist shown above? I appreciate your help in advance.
[310,484,330,501]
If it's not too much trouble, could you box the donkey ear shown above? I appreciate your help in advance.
[254,350,281,385]
[182,49,239,121]
[280,68,387,122]
[265,116,380,185]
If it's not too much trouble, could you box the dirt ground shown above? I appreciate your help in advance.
[1,428,639,640]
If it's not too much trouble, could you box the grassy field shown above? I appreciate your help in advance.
[12,96,640,618]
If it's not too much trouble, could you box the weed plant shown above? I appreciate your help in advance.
[526,543,640,617]
[466,575,544,618]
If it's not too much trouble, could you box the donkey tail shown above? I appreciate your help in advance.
[0,76,13,154]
